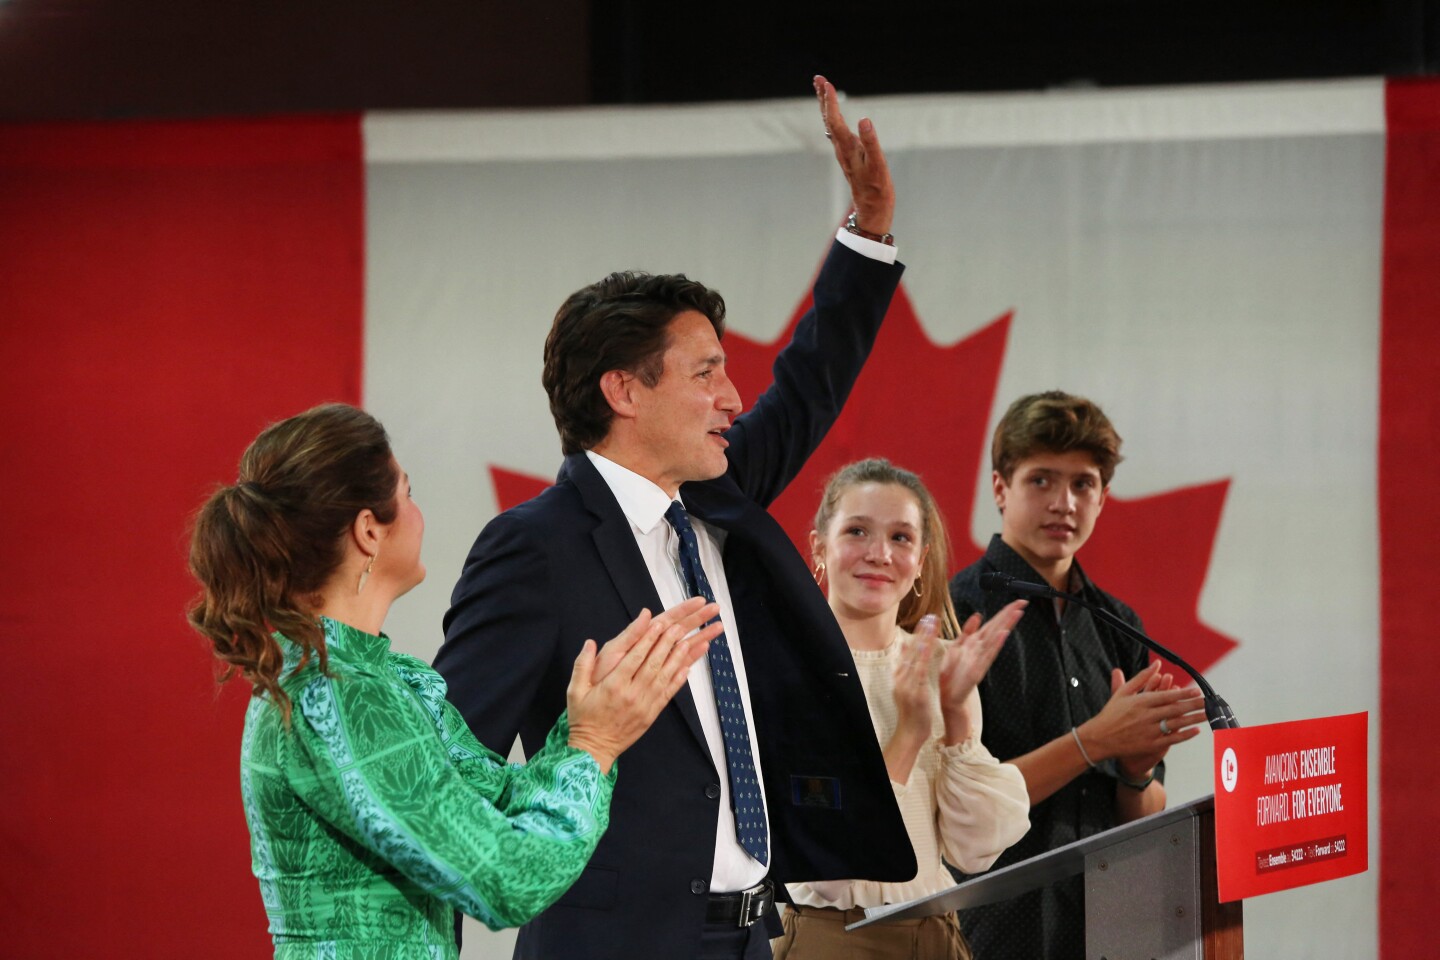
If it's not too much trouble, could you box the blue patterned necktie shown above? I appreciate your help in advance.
[663,500,768,865]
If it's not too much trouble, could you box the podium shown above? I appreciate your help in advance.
[848,795,1243,959]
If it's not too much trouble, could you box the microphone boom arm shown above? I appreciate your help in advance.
[1059,588,1240,730]
[981,571,1239,729]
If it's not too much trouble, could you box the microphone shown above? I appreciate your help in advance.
[978,571,1051,598]
[979,570,1239,729]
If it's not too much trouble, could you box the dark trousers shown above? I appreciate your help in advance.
[696,919,772,960]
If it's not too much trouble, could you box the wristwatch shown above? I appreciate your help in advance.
[844,211,894,246]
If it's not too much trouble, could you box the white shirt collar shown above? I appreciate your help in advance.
[585,450,682,536]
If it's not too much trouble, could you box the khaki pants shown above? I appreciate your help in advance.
[772,904,972,960]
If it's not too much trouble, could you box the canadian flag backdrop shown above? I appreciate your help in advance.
[2,77,1435,958]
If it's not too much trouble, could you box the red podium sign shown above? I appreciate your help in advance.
[1212,712,1368,902]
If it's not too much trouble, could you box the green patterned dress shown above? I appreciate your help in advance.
[239,617,615,960]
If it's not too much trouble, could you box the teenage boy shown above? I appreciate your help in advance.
[949,390,1205,960]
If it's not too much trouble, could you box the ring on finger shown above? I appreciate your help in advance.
[1159,717,1172,735]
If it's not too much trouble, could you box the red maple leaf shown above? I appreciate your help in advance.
[490,252,1238,673]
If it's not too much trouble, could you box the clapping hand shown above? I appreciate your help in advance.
[938,600,1027,744]
[565,598,721,773]
[892,613,941,741]
[882,614,942,785]
[1077,661,1207,780]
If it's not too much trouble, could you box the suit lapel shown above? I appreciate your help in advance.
[683,480,769,651]
[565,454,711,756]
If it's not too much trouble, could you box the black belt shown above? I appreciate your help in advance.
[705,879,774,928]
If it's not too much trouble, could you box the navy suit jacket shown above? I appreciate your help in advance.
[434,241,917,960]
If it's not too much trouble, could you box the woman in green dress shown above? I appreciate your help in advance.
[188,403,718,960]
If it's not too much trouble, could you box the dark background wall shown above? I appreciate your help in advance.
[0,0,1435,121]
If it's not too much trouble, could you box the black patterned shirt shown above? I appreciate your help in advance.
[948,535,1158,960]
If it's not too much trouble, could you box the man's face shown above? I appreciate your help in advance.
[995,449,1107,574]
[630,310,742,493]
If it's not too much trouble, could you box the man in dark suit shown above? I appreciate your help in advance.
[434,77,916,960]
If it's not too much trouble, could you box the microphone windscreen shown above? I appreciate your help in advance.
[979,571,1012,593]
[980,572,1053,598]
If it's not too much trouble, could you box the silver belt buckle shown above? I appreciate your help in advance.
[736,882,765,928]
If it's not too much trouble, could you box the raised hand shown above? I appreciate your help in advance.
[938,600,1026,744]
[814,74,894,236]
[565,598,721,773]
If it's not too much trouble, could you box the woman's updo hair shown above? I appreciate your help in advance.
[187,403,399,721]
[813,458,961,638]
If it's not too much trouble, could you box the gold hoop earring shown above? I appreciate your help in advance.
[912,576,923,598]
[812,559,826,586]
[357,554,376,595]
